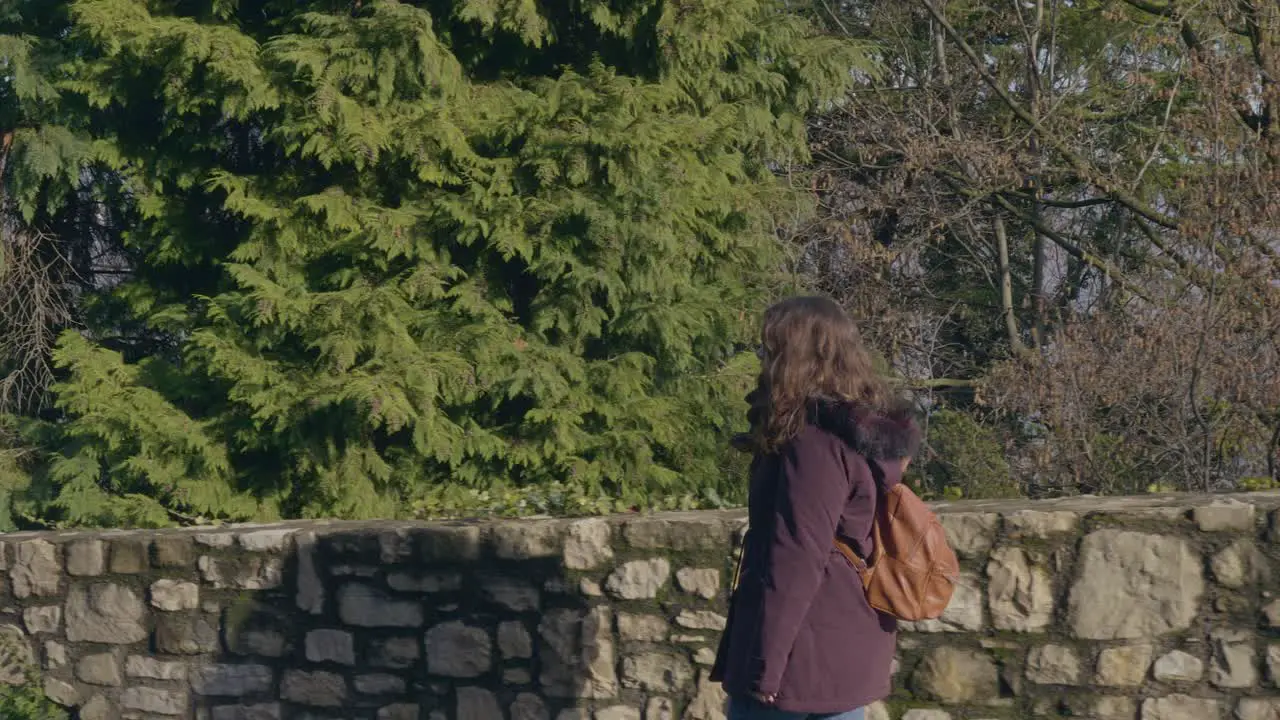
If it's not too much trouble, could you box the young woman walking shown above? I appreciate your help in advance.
[711,296,921,720]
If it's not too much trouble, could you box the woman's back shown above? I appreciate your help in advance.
[711,296,919,719]
[713,406,916,714]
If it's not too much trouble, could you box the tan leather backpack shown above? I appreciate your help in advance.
[836,478,960,621]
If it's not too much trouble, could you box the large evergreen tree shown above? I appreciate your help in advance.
[0,0,867,527]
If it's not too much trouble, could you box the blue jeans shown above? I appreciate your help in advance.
[728,698,865,720]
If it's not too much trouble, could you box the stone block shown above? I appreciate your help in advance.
[622,652,695,692]
[675,610,727,631]
[66,539,106,576]
[481,576,540,612]
[238,529,295,552]
[1237,699,1280,720]
[65,583,147,644]
[281,670,347,707]
[1004,509,1079,538]
[306,629,356,665]
[195,532,236,548]
[645,697,674,720]
[686,671,728,720]
[152,536,195,567]
[1091,697,1138,720]
[1153,650,1204,683]
[121,686,189,715]
[605,558,671,600]
[23,606,60,634]
[498,621,533,659]
[539,606,618,699]
[79,695,114,720]
[11,540,61,597]
[511,694,549,720]
[227,627,288,658]
[622,516,732,551]
[1211,629,1257,688]
[937,512,997,558]
[156,613,221,654]
[676,568,721,599]
[1068,530,1203,639]
[988,547,1052,632]
[338,583,423,627]
[1026,644,1080,685]
[901,712,951,720]
[109,538,150,574]
[151,579,200,611]
[564,519,614,570]
[492,521,563,559]
[902,572,983,633]
[618,613,669,642]
[379,528,415,563]
[415,524,483,562]
[1269,645,1280,685]
[1140,695,1220,720]
[1194,499,1255,531]
[458,687,502,720]
[295,531,324,615]
[354,674,406,695]
[43,678,79,707]
[912,646,999,704]
[424,621,492,677]
[76,652,123,686]
[596,707,641,720]
[318,531,382,562]
[127,655,188,681]
[43,640,67,669]
[190,664,274,696]
[199,554,268,589]
[368,636,420,669]
[1096,643,1153,686]
[1212,539,1265,588]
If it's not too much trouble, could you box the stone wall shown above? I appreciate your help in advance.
[3,492,1280,720]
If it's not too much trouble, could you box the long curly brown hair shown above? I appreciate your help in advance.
[749,296,888,453]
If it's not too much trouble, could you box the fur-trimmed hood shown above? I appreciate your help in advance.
[807,397,921,460]
[732,390,921,460]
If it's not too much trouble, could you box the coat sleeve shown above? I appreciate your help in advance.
[751,430,850,695]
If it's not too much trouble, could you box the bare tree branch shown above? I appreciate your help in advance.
[918,0,1182,231]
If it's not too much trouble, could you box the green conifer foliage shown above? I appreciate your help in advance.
[1,0,869,526]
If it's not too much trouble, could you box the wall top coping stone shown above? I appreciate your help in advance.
[1,490,1277,542]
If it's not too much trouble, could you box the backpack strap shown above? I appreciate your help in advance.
[731,529,748,592]
[835,537,868,573]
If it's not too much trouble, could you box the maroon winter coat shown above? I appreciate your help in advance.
[712,400,921,714]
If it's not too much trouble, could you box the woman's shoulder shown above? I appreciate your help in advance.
[785,423,851,461]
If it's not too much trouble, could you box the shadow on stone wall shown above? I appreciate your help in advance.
[0,512,745,720]
[192,521,606,719]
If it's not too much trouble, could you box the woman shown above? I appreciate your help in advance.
[711,296,920,720]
